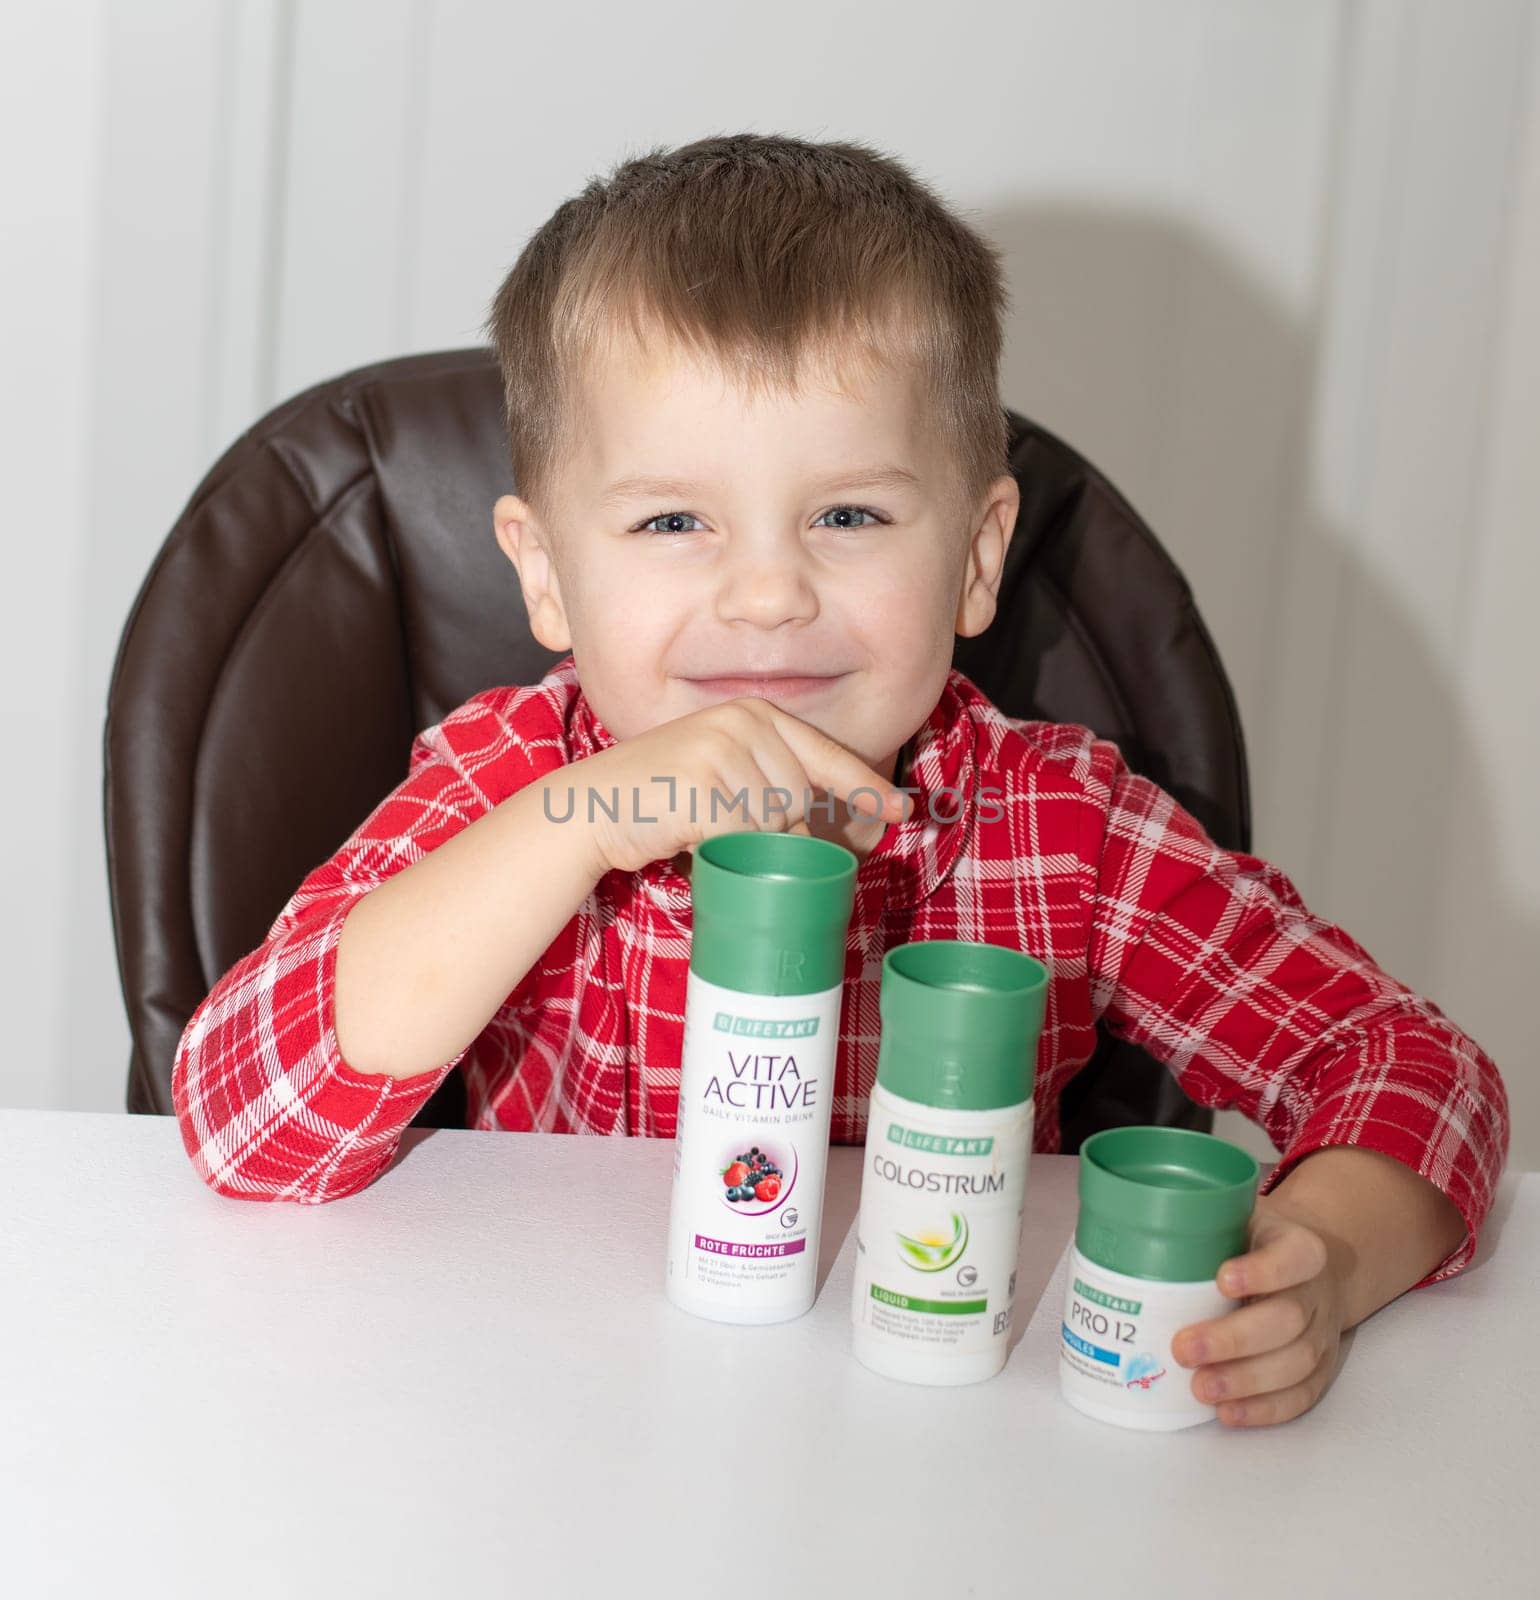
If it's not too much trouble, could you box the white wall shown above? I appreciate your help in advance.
[4,1,1537,1164]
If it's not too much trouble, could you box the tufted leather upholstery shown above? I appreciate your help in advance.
[106,348,1249,1145]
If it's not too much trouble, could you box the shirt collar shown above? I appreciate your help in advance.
[560,656,978,910]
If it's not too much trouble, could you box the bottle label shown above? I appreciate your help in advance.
[666,969,843,1313]
[1059,1246,1232,1425]
[851,1087,1033,1358]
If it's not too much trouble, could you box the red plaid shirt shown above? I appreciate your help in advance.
[173,655,1507,1284]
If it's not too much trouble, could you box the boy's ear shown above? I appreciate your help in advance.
[955,474,1020,639]
[494,493,572,652]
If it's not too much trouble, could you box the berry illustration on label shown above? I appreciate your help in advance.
[718,1142,798,1214]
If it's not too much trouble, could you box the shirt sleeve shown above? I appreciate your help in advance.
[1083,736,1509,1286]
[171,684,568,1203]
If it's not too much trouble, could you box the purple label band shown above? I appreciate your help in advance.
[694,1234,807,1258]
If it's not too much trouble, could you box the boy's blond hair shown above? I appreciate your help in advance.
[484,132,1011,520]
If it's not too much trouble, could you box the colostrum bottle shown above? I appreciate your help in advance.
[1060,1125,1260,1430]
[850,939,1049,1385]
[665,830,857,1325]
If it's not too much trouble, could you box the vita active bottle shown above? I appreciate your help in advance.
[665,830,858,1325]
[1059,1125,1260,1430]
[850,939,1049,1385]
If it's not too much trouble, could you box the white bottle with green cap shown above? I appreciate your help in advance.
[1060,1125,1260,1430]
[665,830,858,1326]
[850,939,1049,1386]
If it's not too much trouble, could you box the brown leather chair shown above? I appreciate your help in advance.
[106,348,1250,1146]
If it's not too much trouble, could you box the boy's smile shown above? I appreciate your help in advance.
[494,324,1019,796]
[678,669,851,705]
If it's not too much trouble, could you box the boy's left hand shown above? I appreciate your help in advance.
[1170,1195,1347,1427]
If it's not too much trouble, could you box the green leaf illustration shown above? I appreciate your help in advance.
[895,1212,969,1272]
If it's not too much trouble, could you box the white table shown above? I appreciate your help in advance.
[1,1111,1533,1599]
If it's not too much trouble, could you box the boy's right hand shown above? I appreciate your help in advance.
[556,696,912,876]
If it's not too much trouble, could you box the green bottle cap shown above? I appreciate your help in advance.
[688,831,858,996]
[875,939,1049,1110]
[1076,1125,1260,1282]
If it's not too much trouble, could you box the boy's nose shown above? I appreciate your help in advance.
[714,555,820,628]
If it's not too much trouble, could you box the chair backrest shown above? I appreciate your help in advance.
[106,348,1250,1146]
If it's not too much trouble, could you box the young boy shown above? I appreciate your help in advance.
[172,133,1508,1428]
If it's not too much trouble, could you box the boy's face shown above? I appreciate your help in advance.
[494,332,1018,783]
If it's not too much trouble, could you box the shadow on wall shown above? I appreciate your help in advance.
[980,200,1529,1169]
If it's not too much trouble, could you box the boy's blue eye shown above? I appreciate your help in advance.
[638,511,704,535]
[815,505,884,529]
[632,504,886,535]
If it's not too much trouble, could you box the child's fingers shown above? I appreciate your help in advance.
[768,708,911,820]
[786,784,835,836]
[1217,1216,1328,1298]
[1214,1361,1335,1427]
[1187,1316,1329,1407]
[735,730,823,832]
[1171,1287,1314,1368]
